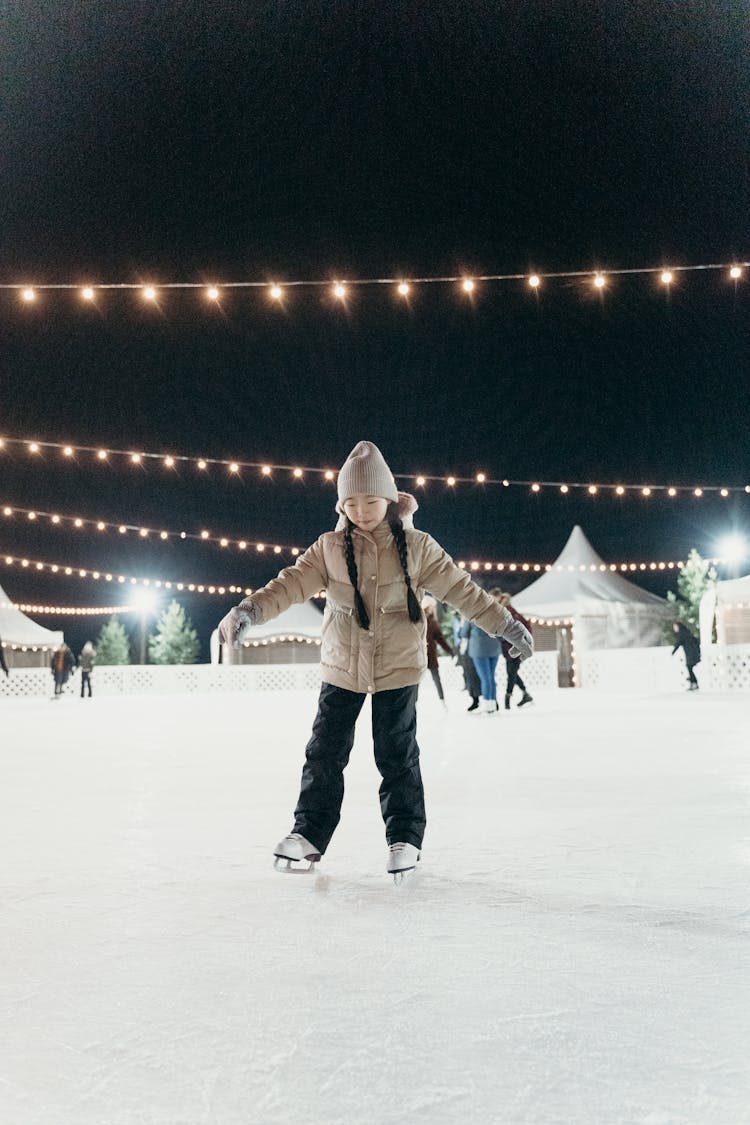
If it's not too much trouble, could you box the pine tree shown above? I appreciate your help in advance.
[95,616,131,665]
[666,549,717,639]
[148,600,200,664]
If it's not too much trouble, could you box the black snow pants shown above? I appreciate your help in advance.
[505,656,526,698]
[293,682,425,853]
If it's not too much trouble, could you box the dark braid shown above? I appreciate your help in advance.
[389,516,422,623]
[343,521,370,630]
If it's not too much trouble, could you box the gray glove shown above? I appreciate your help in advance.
[497,616,534,661]
[218,603,258,647]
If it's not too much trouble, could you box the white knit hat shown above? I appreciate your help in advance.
[336,441,399,505]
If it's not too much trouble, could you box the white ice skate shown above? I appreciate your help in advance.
[273,832,322,873]
[387,842,421,885]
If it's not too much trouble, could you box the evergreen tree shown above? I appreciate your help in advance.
[665,549,717,639]
[148,600,200,664]
[95,616,131,665]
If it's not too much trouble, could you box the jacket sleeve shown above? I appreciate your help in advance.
[239,537,328,625]
[416,534,512,636]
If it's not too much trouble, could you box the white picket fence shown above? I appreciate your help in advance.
[2,646,748,699]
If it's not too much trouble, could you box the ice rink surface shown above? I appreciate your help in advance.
[2,682,749,1125]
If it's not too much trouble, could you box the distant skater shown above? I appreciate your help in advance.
[423,602,454,705]
[79,641,96,698]
[671,622,700,690]
[0,636,8,678]
[51,644,76,697]
[496,592,534,709]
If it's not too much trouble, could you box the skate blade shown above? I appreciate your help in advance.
[273,854,321,874]
[391,866,418,886]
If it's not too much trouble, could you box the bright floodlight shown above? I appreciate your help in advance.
[718,534,746,563]
[131,589,157,614]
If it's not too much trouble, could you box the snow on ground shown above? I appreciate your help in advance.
[1,682,749,1125]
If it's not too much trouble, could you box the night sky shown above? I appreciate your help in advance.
[1,1,748,656]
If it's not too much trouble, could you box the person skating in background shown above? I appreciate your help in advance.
[459,614,502,714]
[78,641,96,698]
[218,440,532,880]
[51,643,76,698]
[496,591,534,709]
[0,636,8,678]
[423,601,453,706]
[455,613,482,711]
[671,621,701,691]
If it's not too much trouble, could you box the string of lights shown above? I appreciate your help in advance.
[0,501,726,570]
[0,549,253,597]
[3,602,132,616]
[2,436,748,497]
[1,501,302,556]
[1,259,747,306]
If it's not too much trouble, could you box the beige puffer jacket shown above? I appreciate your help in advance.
[240,495,513,694]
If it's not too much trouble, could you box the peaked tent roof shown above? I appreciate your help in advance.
[513,526,666,618]
[713,572,750,604]
[0,582,64,648]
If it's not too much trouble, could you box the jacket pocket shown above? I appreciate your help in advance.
[374,605,425,676]
[321,606,353,673]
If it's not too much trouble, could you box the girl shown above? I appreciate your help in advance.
[218,441,532,879]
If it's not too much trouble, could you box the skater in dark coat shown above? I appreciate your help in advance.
[671,622,700,690]
[78,641,95,698]
[496,592,534,709]
[218,440,533,879]
[51,644,76,696]
[423,601,453,703]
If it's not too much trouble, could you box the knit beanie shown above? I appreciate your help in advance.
[336,441,399,505]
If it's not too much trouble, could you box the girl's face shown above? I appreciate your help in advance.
[343,494,389,531]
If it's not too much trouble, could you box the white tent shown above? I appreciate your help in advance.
[513,526,669,652]
[0,581,64,666]
[699,573,750,648]
[210,600,323,664]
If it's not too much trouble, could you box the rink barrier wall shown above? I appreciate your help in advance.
[2,646,748,698]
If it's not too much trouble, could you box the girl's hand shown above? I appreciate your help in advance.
[218,605,255,647]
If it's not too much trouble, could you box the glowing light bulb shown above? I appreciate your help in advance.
[397,282,410,296]
[667,487,677,496]
[143,286,157,301]
[229,462,239,473]
[160,531,168,540]
[560,484,569,493]
[51,514,60,524]
[29,443,40,454]
[730,266,743,280]
[81,287,95,300]
[28,511,36,520]
[63,446,73,457]
[476,473,486,483]
[22,287,36,302]
[446,476,456,487]
[593,274,606,289]
[333,283,346,299]
[531,483,540,492]
[720,488,729,497]
[97,521,106,530]
[324,470,335,481]
[269,284,283,300]
[118,525,127,534]
[588,485,598,495]
[97,449,107,460]
[164,456,175,468]
[238,541,247,550]
[642,487,651,496]
[261,465,272,476]
[528,275,540,288]
[197,459,207,470]
[74,518,83,528]
[293,468,303,478]
[200,530,210,540]
[220,538,229,547]
[131,453,142,464]
[416,475,426,487]
[462,278,475,293]
[615,485,625,496]
[257,543,266,552]
[2,507,11,515]
[660,270,673,285]
[694,487,703,497]
[206,286,220,300]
